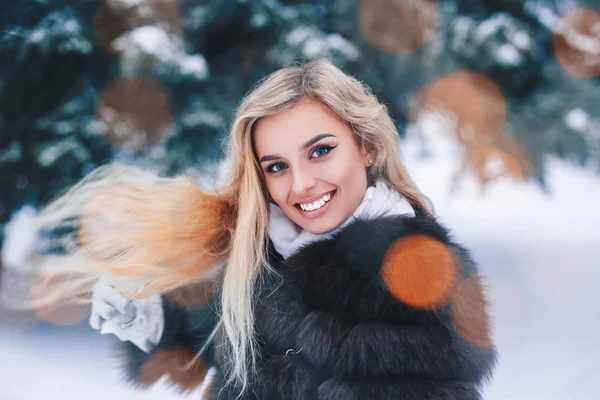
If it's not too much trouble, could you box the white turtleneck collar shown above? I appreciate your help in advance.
[268,181,416,259]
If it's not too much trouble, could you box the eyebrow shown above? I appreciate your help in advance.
[258,133,336,163]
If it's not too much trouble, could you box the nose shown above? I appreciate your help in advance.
[291,165,316,197]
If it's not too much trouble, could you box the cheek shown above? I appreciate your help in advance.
[264,176,289,204]
[326,150,367,188]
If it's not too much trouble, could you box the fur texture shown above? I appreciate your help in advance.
[119,215,497,399]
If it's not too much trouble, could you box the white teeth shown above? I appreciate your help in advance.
[299,192,333,211]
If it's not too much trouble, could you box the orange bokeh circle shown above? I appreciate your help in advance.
[359,0,438,54]
[552,8,600,78]
[95,0,182,56]
[139,347,208,390]
[382,235,456,309]
[410,71,507,147]
[459,147,526,185]
[97,76,175,151]
[30,274,91,326]
[450,275,493,349]
[493,134,534,178]
[165,269,223,310]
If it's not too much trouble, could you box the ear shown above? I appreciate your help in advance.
[363,149,376,167]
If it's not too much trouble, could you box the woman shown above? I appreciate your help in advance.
[34,59,497,399]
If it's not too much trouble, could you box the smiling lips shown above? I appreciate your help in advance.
[298,191,333,211]
[294,190,336,218]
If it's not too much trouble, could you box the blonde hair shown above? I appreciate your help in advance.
[26,58,432,393]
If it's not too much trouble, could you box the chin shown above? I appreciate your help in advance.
[301,218,341,235]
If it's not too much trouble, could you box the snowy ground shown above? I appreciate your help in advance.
[0,324,206,400]
[1,127,599,399]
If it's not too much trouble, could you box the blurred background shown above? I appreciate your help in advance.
[0,0,599,399]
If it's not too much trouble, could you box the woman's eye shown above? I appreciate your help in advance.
[265,162,287,174]
[310,145,336,158]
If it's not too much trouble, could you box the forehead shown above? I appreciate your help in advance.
[253,99,352,155]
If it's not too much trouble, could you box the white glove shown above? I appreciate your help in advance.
[89,277,164,353]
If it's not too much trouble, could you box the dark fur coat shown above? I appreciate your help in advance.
[119,215,497,399]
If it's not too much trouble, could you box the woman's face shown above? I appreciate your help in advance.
[253,99,371,234]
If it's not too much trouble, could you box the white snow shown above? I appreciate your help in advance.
[179,55,209,79]
[512,31,532,50]
[0,142,22,163]
[250,11,268,29]
[326,33,360,60]
[564,108,590,131]
[558,20,600,55]
[1,206,38,272]
[474,14,507,42]
[302,37,323,59]
[0,326,206,400]
[525,2,560,29]
[286,26,313,46]
[113,26,176,63]
[64,19,79,33]
[56,121,75,135]
[112,26,209,80]
[37,140,88,167]
[451,16,474,48]
[285,27,360,61]
[29,28,47,43]
[496,43,523,66]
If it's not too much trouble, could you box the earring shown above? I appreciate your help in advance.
[368,159,374,165]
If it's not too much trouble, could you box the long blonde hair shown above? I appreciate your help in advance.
[26,58,431,392]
